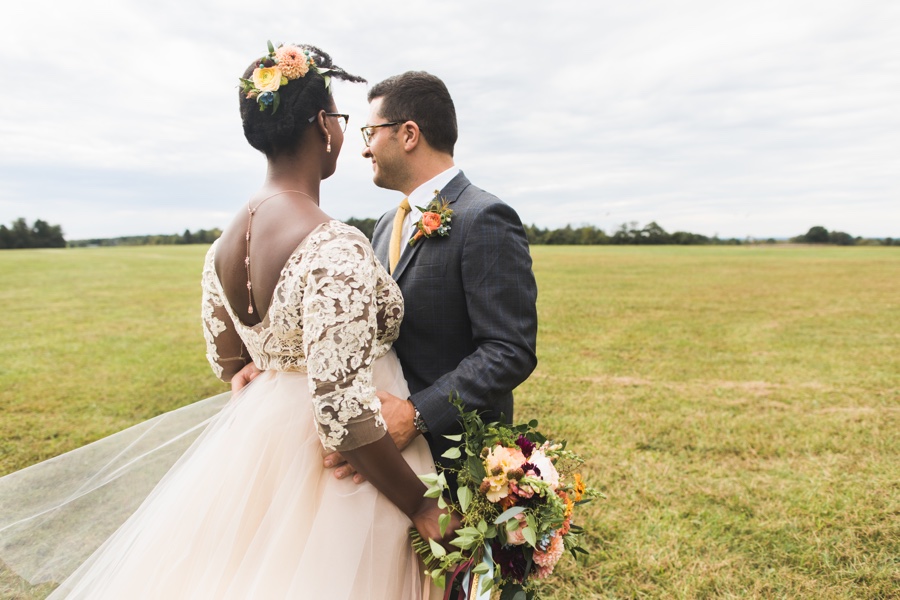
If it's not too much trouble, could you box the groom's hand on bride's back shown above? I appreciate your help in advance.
[323,391,420,483]
[230,362,263,394]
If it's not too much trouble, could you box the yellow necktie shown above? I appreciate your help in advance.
[389,197,411,274]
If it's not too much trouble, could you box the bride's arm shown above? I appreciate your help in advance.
[301,231,457,542]
[201,248,252,382]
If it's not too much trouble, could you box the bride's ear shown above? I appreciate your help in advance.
[312,110,329,138]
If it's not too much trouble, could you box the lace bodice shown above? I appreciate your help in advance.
[200,220,404,451]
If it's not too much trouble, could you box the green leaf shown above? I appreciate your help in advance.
[522,526,537,547]
[437,496,447,509]
[449,536,476,549]
[423,487,442,499]
[442,447,461,459]
[476,519,488,534]
[500,585,526,600]
[267,40,275,54]
[506,518,520,532]
[443,433,463,442]
[439,512,450,537]
[458,486,472,513]
[494,506,526,524]
[429,539,446,558]
[418,473,440,486]
[480,575,494,594]
[472,561,490,575]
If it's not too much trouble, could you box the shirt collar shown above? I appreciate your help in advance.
[407,166,461,216]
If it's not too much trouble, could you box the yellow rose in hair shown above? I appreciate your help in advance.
[252,67,283,92]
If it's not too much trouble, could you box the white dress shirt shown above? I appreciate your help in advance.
[398,166,460,260]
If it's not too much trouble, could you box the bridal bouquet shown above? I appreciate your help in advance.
[411,395,600,599]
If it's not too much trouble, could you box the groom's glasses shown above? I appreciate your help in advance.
[360,121,404,147]
[308,113,349,132]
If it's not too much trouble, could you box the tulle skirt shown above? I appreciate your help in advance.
[0,351,438,599]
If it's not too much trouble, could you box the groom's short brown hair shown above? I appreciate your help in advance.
[368,71,458,156]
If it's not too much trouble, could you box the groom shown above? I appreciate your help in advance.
[329,71,538,479]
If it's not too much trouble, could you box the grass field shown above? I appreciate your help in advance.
[1,244,898,598]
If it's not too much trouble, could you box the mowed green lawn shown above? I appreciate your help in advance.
[1,244,898,598]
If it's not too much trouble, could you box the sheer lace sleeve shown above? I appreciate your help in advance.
[201,243,248,381]
[300,228,387,452]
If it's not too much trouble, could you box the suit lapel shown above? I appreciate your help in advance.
[372,215,391,270]
[392,171,471,281]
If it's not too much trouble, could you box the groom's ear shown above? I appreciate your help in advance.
[400,121,422,152]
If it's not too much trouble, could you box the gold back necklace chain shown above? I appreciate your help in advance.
[245,190,318,315]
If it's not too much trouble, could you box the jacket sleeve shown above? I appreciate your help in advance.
[410,201,538,436]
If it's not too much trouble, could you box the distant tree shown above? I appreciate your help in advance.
[524,224,548,245]
[829,231,855,246]
[0,218,66,249]
[641,221,671,244]
[11,218,30,248]
[545,225,578,245]
[804,226,830,243]
[344,218,376,241]
[30,219,66,248]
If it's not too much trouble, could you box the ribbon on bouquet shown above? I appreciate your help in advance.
[458,544,494,600]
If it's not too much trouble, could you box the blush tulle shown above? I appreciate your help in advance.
[0,352,439,599]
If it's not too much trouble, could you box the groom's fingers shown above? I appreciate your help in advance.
[324,451,355,477]
[230,362,262,393]
[323,451,345,469]
[323,452,368,483]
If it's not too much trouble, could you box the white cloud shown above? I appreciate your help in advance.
[0,0,898,239]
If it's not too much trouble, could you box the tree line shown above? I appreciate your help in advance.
[67,228,224,247]
[524,222,896,246]
[789,225,895,246]
[0,218,66,249]
[2,218,896,249]
[524,221,743,245]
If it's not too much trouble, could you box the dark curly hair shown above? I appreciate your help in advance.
[239,44,365,158]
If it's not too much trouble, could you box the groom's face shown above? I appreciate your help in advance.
[362,97,408,192]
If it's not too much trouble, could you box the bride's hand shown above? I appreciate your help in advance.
[411,498,462,549]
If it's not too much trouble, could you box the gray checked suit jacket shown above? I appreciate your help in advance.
[372,171,538,466]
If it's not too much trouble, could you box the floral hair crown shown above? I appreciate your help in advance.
[239,41,333,114]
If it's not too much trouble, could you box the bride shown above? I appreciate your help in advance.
[0,43,451,599]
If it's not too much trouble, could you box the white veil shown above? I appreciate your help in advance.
[0,392,231,586]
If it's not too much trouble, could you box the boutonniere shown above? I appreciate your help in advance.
[409,190,453,247]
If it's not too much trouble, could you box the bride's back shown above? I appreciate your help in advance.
[215,196,330,325]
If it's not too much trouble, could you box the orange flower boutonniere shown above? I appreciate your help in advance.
[409,190,453,247]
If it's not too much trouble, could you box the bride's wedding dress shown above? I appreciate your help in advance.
[0,221,437,599]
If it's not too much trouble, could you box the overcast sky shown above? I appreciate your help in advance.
[1,0,897,240]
